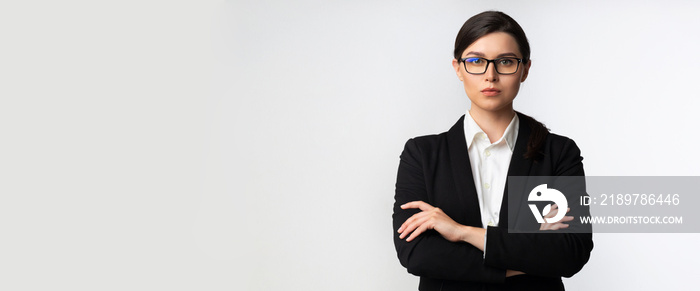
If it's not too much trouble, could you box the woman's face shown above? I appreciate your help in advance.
[452,32,531,115]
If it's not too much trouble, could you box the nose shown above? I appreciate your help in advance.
[484,62,498,82]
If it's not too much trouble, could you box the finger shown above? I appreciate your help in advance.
[401,201,434,211]
[544,208,558,218]
[398,211,430,233]
[406,222,432,242]
[542,215,575,230]
[399,215,432,239]
[399,217,420,239]
[544,203,561,218]
[398,218,410,233]
[546,206,572,219]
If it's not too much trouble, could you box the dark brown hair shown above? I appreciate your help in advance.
[454,11,530,62]
[455,11,548,160]
[518,112,549,161]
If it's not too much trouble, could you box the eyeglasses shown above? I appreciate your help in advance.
[460,57,523,75]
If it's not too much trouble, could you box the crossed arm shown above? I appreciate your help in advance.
[393,138,592,281]
[397,201,571,277]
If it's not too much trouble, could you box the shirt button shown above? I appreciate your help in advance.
[484,183,491,189]
[488,221,495,226]
[494,212,499,216]
[485,150,491,157]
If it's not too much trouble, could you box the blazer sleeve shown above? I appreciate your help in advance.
[484,138,594,278]
[393,138,506,283]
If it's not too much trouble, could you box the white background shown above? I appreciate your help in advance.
[1,0,699,290]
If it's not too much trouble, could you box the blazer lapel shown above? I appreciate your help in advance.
[446,115,483,226]
[500,111,535,229]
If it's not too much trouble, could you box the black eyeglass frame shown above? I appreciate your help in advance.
[459,57,524,75]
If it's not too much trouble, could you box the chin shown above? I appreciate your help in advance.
[471,100,514,113]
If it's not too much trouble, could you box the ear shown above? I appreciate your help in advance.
[520,59,532,82]
[452,59,463,81]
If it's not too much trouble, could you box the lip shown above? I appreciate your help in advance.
[481,88,501,96]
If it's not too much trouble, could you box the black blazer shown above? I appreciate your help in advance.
[393,112,593,291]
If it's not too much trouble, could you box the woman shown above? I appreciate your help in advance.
[392,11,593,290]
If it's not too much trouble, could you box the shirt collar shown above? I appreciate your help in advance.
[464,111,519,152]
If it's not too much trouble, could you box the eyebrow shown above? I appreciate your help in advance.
[463,51,519,58]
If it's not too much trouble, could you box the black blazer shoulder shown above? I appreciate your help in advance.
[393,112,593,291]
[407,112,580,168]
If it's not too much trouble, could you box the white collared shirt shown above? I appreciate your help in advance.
[463,111,519,229]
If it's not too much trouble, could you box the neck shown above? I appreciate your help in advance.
[468,105,515,143]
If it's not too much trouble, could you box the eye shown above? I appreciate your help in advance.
[465,57,483,64]
[498,59,514,65]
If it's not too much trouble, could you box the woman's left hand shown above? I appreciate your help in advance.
[539,204,574,231]
[398,201,468,243]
